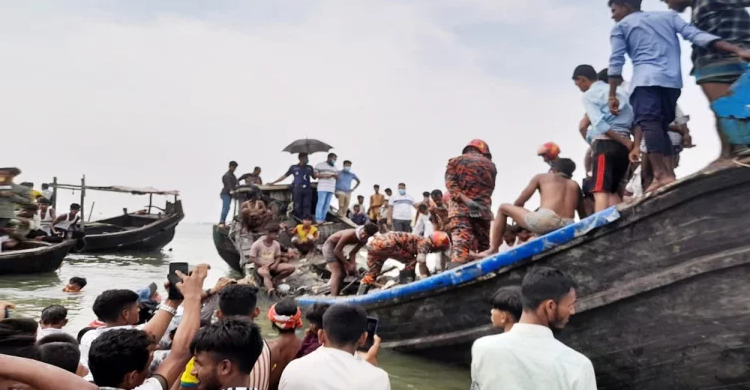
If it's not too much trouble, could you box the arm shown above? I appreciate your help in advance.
[269,174,289,185]
[51,214,65,227]
[141,298,181,343]
[629,126,643,162]
[513,175,540,207]
[387,205,394,225]
[153,265,208,389]
[579,114,591,141]
[334,235,352,261]
[608,25,626,114]
[444,159,472,204]
[582,93,612,140]
[0,355,99,390]
[237,173,250,182]
[352,175,361,191]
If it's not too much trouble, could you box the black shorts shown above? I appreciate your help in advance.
[591,140,629,194]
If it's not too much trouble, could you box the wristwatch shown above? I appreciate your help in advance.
[157,304,177,316]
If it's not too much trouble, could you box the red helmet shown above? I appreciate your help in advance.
[430,232,451,250]
[463,139,491,156]
[537,142,560,160]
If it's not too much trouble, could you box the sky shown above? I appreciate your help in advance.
[1,0,733,222]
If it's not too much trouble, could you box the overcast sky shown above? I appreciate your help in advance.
[1,0,730,222]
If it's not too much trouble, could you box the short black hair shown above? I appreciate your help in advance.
[69,276,87,288]
[22,203,38,211]
[37,197,50,205]
[553,158,577,178]
[38,332,78,346]
[254,166,261,171]
[42,183,50,189]
[608,0,641,9]
[357,195,364,199]
[422,191,430,198]
[265,226,280,234]
[363,222,379,236]
[597,68,609,83]
[521,267,576,310]
[302,215,313,221]
[90,329,154,387]
[343,160,352,165]
[328,153,337,159]
[272,298,299,334]
[229,161,238,167]
[431,189,443,198]
[0,320,40,360]
[398,183,406,187]
[92,289,139,323]
[41,305,68,325]
[572,64,598,81]
[374,184,380,188]
[418,204,429,212]
[385,188,392,193]
[219,285,259,317]
[491,286,523,322]
[322,304,367,347]
[40,342,80,374]
[298,153,308,160]
[70,203,81,211]
[305,303,331,328]
[353,204,360,210]
[77,327,95,344]
[190,319,264,375]
[1,318,38,336]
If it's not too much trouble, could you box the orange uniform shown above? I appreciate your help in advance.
[361,232,433,285]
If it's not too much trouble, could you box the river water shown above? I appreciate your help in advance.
[0,223,470,390]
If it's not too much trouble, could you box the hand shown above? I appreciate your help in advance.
[737,49,750,61]
[345,260,357,274]
[279,222,288,230]
[608,96,620,115]
[269,263,279,272]
[628,149,640,164]
[175,263,210,301]
[0,301,14,319]
[0,191,11,198]
[387,219,393,228]
[363,335,382,367]
[464,199,480,210]
[211,277,234,295]
[683,133,695,148]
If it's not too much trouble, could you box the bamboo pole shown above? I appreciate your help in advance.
[52,177,58,209]
[80,175,86,233]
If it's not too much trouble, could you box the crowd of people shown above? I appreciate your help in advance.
[0,167,84,251]
[0,266,391,390]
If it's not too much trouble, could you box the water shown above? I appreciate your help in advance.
[0,223,470,390]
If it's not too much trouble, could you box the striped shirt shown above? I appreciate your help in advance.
[181,340,271,390]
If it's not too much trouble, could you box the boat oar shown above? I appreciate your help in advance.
[88,202,95,222]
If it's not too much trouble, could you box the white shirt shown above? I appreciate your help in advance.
[413,214,433,237]
[80,324,145,372]
[36,327,66,341]
[314,162,338,193]
[471,323,597,390]
[279,347,390,390]
[388,193,414,221]
[98,377,164,390]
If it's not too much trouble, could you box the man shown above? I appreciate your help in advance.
[387,183,416,232]
[238,166,263,186]
[360,231,451,293]
[245,227,296,295]
[378,188,393,233]
[220,161,238,226]
[573,64,633,212]
[287,215,319,255]
[188,319,265,390]
[279,304,391,390]
[350,204,368,226]
[350,195,366,217]
[239,193,273,234]
[322,223,379,296]
[297,303,331,358]
[39,340,82,375]
[37,304,69,341]
[489,286,523,333]
[476,159,587,258]
[471,267,596,390]
[37,197,56,236]
[63,276,87,293]
[179,284,272,390]
[537,142,561,166]
[335,160,361,218]
[267,299,303,390]
[314,153,339,223]
[428,189,449,232]
[87,265,208,390]
[0,167,31,228]
[445,139,497,268]
[663,0,750,164]
[41,183,53,201]
[607,0,750,191]
[51,203,81,237]
[368,185,385,222]
[270,154,316,219]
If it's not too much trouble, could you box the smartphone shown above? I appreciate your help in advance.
[167,262,189,300]
[362,317,379,351]
[3,307,10,319]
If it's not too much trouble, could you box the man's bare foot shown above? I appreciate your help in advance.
[704,157,736,171]
[645,177,676,193]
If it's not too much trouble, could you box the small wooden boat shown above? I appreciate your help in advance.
[214,183,356,273]
[0,240,76,274]
[51,180,185,253]
[299,165,750,389]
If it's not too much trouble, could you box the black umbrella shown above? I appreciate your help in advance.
[282,138,334,155]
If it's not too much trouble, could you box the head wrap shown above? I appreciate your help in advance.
[355,226,365,242]
[268,304,303,330]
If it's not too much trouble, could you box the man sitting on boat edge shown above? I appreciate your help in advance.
[244,226,296,297]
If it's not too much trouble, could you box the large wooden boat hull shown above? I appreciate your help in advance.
[0,240,76,274]
[299,166,750,389]
[80,200,184,253]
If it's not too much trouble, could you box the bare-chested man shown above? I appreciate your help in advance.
[240,194,273,234]
[475,158,588,258]
[322,222,379,296]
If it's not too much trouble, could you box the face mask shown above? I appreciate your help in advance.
[304,159,309,164]
[398,189,406,195]
[343,166,351,172]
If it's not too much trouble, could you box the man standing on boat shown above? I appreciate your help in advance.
[662,0,750,165]
[387,183,416,232]
[334,160,360,218]
[239,166,263,186]
[573,64,634,212]
[445,140,497,268]
[314,153,339,224]
[369,184,385,222]
[0,167,32,229]
[471,267,596,390]
[219,161,238,226]
[270,153,316,219]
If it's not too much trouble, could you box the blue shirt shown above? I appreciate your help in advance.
[609,11,721,90]
[285,164,314,188]
[582,81,634,143]
[335,170,360,193]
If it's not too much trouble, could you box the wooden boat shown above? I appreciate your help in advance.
[0,240,76,274]
[214,183,356,273]
[51,179,184,253]
[299,165,750,389]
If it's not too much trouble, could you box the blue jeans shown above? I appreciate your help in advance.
[631,86,681,156]
[220,194,231,224]
[315,191,334,222]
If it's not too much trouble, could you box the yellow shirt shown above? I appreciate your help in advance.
[293,224,318,242]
